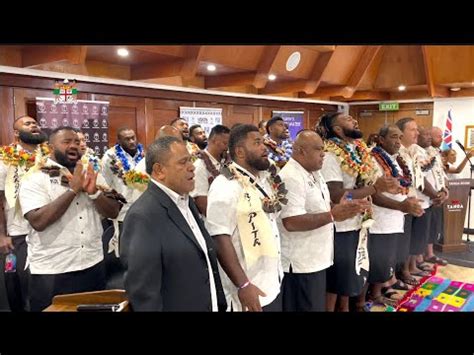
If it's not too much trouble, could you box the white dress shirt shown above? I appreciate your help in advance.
[279,158,334,273]
[190,150,222,198]
[151,178,218,312]
[101,146,145,221]
[206,163,283,311]
[369,153,407,234]
[19,159,105,274]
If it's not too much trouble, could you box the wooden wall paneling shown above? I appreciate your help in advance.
[152,98,192,133]
[0,87,15,145]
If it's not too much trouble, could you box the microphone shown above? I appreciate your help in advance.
[455,139,467,152]
[456,139,474,168]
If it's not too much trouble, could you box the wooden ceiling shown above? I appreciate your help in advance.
[1,45,473,101]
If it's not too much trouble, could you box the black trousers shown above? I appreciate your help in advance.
[3,235,30,312]
[29,261,105,312]
[262,290,283,312]
[282,267,326,312]
[102,220,125,289]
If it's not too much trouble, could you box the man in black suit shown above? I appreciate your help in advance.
[120,136,226,311]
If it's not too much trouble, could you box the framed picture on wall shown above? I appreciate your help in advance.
[465,125,474,150]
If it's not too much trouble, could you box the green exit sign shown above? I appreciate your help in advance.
[379,102,399,111]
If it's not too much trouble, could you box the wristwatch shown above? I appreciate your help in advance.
[88,190,101,200]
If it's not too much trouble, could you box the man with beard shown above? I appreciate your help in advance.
[101,127,145,288]
[19,127,121,311]
[120,136,226,311]
[189,124,208,150]
[171,118,200,159]
[278,130,368,311]
[0,116,48,311]
[264,116,293,169]
[191,125,230,216]
[206,124,283,312]
[317,112,400,312]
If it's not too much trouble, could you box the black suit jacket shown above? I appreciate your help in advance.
[120,182,227,311]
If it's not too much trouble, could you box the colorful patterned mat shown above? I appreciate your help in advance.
[390,274,474,312]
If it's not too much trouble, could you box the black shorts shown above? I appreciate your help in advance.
[410,207,432,255]
[397,215,412,263]
[368,233,400,283]
[430,206,443,244]
[282,268,326,312]
[326,230,367,297]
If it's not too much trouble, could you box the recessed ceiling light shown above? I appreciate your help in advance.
[207,64,216,72]
[286,51,301,72]
[398,85,406,91]
[268,74,277,81]
[117,48,129,57]
[450,87,461,92]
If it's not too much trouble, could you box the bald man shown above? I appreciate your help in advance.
[0,116,48,311]
[425,126,449,266]
[278,130,368,311]
[136,126,184,175]
[156,125,183,141]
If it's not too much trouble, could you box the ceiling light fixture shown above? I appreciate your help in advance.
[450,87,461,92]
[398,85,406,91]
[117,48,129,57]
[268,74,277,81]
[207,64,216,72]
[286,51,301,72]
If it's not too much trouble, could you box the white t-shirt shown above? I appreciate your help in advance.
[101,146,145,221]
[206,163,283,311]
[320,150,362,232]
[400,145,430,209]
[278,158,334,273]
[19,159,105,274]
[369,152,407,235]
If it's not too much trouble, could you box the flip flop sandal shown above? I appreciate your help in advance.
[391,280,410,291]
[417,262,434,272]
[425,256,448,266]
[400,275,419,286]
[411,270,431,277]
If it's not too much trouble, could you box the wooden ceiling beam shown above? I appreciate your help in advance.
[22,46,88,67]
[130,59,185,80]
[180,45,204,80]
[128,45,186,57]
[343,45,382,98]
[421,46,449,98]
[252,46,281,89]
[205,72,257,89]
[304,51,336,94]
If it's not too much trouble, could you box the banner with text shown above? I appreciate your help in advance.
[36,98,110,157]
[179,107,223,136]
[272,111,305,141]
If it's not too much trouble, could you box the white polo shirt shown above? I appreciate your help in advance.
[101,146,145,221]
[0,146,32,236]
[19,159,105,274]
[369,152,407,235]
[190,150,222,198]
[278,158,334,273]
[320,150,362,232]
[206,163,283,311]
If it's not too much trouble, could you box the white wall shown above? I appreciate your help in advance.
[433,98,474,231]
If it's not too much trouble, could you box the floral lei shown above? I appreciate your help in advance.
[371,146,412,194]
[109,144,149,190]
[221,163,288,213]
[0,143,50,169]
[324,137,376,187]
[420,156,436,172]
[197,150,231,186]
